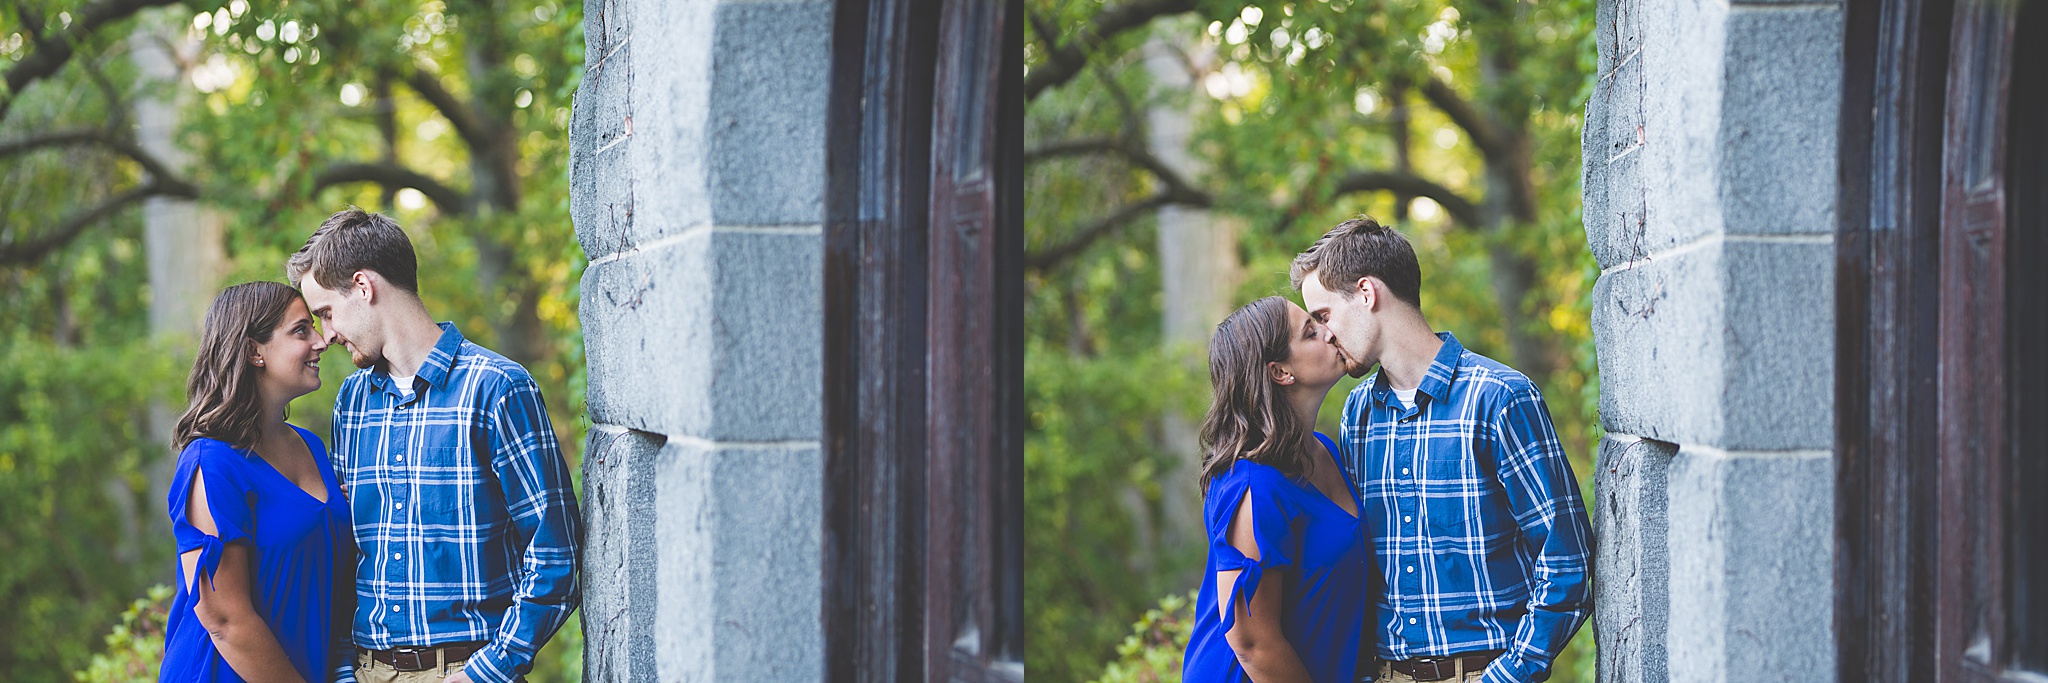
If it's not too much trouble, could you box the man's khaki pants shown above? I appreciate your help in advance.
[352,649,469,683]
[1375,659,1488,683]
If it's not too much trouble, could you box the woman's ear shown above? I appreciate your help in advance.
[1266,361,1295,386]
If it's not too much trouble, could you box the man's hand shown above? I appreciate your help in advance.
[443,669,473,683]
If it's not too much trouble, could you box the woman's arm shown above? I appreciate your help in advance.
[1217,493,1314,683]
[182,469,310,683]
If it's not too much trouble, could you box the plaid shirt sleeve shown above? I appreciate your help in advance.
[1482,383,1593,683]
[459,376,583,683]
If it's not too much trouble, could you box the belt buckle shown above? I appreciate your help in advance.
[1413,656,1455,682]
[393,646,435,672]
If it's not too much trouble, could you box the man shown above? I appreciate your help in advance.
[288,208,581,683]
[1293,217,1591,683]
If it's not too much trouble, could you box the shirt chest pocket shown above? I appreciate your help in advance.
[1421,454,1477,537]
[1420,449,1512,541]
[392,447,485,521]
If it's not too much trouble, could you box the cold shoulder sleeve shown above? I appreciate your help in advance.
[1202,462,1301,633]
[169,440,255,588]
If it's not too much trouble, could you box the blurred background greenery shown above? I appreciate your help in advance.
[1023,0,1601,680]
[1,0,586,679]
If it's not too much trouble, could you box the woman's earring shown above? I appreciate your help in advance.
[254,358,265,366]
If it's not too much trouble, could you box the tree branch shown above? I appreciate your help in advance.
[1271,170,1482,234]
[1025,137,1212,206]
[395,66,495,153]
[0,181,187,265]
[1025,194,1176,271]
[0,128,199,195]
[311,162,468,213]
[1025,0,1197,102]
[1415,75,1509,162]
[1,0,181,123]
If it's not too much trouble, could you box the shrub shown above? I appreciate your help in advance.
[1092,592,1196,683]
[72,584,171,683]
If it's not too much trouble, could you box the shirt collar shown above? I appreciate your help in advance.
[1371,331,1464,408]
[373,322,465,397]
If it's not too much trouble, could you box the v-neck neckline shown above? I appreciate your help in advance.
[246,427,333,505]
[1307,434,1360,521]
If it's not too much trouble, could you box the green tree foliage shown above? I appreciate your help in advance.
[2,1,589,679]
[1091,592,1196,683]
[0,338,181,678]
[1027,0,1602,680]
[71,585,173,683]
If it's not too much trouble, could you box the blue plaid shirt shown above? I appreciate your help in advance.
[330,323,581,683]
[1339,332,1591,682]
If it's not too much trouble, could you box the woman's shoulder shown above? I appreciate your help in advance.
[1204,459,1301,509]
[179,436,247,463]
[172,438,253,494]
[1213,457,1289,485]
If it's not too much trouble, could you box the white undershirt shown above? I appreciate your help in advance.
[392,372,416,398]
[1393,386,1418,410]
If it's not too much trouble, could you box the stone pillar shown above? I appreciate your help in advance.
[569,0,831,680]
[1582,0,1842,681]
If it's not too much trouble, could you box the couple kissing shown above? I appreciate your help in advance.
[1183,217,1593,683]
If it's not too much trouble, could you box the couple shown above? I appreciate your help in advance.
[156,208,581,683]
[1182,218,1593,683]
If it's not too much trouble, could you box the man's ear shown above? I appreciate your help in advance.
[352,270,376,303]
[1354,277,1377,310]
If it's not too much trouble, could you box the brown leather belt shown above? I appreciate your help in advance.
[362,641,485,672]
[1386,650,1504,681]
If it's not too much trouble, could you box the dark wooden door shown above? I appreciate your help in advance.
[1836,0,1949,678]
[822,0,1024,681]
[1840,0,2047,679]
[2004,0,2048,672]
[1935,1,2019,680]
[924,0,1024,680]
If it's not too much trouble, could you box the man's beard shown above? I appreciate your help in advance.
[1336,346,1373,378]
[348,346,381,369]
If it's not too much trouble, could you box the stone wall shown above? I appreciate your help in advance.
[1582,0,1843,681]
[569,0,833,680]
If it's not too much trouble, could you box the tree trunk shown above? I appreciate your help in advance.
[1473,35,1562,381]
[461,27,549,367]
[1144,23,1240,572]
[132,9,226,565]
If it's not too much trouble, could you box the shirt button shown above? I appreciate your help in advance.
[1407,566,1415,573]
[393,552,402,560]
[1404,515,1412,523]
[1408,617,1417,625]
[1402,467,1410,475]
[393,605,402,613]
[394,454,404,462]
[395,502,404,510]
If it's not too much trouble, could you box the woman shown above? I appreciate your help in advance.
[160,282,352,683]
[1182,296,1371,683]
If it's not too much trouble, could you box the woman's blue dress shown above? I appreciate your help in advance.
[1183,433,1372,683]
[160,426,353,683]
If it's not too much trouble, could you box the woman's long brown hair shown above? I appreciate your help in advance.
[173,282,303,452]
[1198,296,1317,493]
